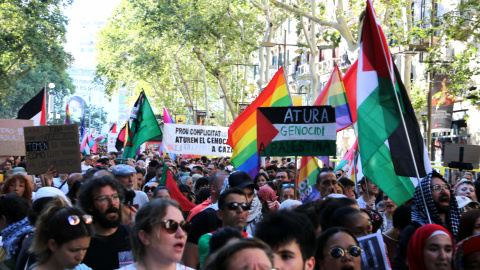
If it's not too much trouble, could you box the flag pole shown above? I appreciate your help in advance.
[369,1,432,224]
[294,156,298,200]
[353,149,358,194]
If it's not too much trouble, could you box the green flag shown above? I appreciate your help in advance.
[123,91,162,158]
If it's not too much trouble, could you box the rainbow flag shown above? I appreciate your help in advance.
[227,67,292,177]
[162,106,176,160]
[163,106,174,124]
[314,65,353,131]
[64,103,72,124]
[297,156,322,203]
[334,138,358,172]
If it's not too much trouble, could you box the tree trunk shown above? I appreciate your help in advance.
[216,72,238,119]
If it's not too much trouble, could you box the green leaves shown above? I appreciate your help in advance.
[0,0,72,99]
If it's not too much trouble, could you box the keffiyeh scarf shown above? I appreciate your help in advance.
[1,217,33,260]
[412,171,460,236]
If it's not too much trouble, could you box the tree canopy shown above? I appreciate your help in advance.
[0,0,73,100]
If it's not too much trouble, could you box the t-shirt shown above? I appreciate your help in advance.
[52,177,69,194]
[82,225,132,270]
[132,190,149,210]
[117,263,193,270]
[356,196,376,210]
[187,198,212,221]
[81,164,92,174]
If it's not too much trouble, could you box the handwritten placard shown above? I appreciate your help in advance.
[24,124,81,175]
[0,119,33,156]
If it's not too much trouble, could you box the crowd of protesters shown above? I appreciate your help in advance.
[0,150,480,270]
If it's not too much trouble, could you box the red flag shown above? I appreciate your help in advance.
[160,164,196,211]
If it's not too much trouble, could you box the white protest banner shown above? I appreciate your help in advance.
[24,124,81,175]
[163,124,232,156]
[0,119,33,156]
[357,233,390,270]
[108,133,117,153]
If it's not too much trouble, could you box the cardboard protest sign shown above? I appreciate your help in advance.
[257,106,336,157]
[0,119,33,156]
[24,124,81,175]
[443,143,480,169]
[163,124,232,156]
[357,233,390,270]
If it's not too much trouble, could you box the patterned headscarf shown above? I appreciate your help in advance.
[412,170,461,236]
[257,186,280,210]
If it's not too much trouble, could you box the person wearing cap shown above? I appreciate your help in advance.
[454,234,480,270]
[112,164,149,210]
[182,171,260,268]
[456,196,480,213]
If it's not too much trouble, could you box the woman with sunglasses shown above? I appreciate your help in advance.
[143,182,159,200]
[123,199,193,270]
[30,198,93,270]
[315,227,362,270]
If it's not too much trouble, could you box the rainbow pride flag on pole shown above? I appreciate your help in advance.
[334,138,358,172]
[64,103,72,124]
[227,67,292,177]
[162,106,176,160]
[297,156,322,203]
[314,65,353,132]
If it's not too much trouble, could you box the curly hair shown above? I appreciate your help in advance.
[77,175,124,215]
[2,174,33,202]
[30,198,93,264]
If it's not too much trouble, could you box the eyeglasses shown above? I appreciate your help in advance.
[157,219,191,234]
[95,194,120,205]
[224,201,251,211]
[53,215,93,231]
[431,183,451,193]
[144,186,156,192]
[326,246,362,259]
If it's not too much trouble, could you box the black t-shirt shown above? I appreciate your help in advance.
[187,208,221,245]
[83,225,132,270]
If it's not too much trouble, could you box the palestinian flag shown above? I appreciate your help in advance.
[115,124,126,151]
[356,0,431,205]
[17,87,46,126]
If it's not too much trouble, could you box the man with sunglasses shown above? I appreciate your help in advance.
[392,170,461,270]
[183,171,258,268]
[78,176,133,270]
[255,210,316,270]
[197,188,252,267]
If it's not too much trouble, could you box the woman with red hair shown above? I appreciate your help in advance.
[407,224,455,270]
[2,174,33,202]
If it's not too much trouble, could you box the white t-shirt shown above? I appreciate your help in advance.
[132,190,149,209]
[356,196,376,210]
[53,177,69,194]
